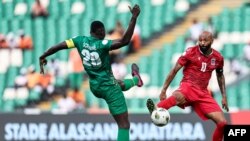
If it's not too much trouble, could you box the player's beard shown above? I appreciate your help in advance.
[199,46,210,54]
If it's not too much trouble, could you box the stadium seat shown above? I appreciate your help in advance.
[222,44,235,59]
[48,0,59,18]
[238,81,250,109]
[6,67,19,87]
[85,90,98,108]
[15,87,29,107]
[28,89,41,102]
[23,50,33,67]
[227,86,238,108]
[127,98,140,113]
[2,0,14,20]
[45,19,56,48]
[54,76,66,87]
[0,19,9,34]
[58,0,71,18]
[98,98,108,109]
[22,18,32,36]
[2,99,15,112]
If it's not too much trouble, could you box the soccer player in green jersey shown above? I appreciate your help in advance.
[39,5,141,141]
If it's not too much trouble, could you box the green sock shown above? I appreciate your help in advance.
[118,128,129,141]
[123,77,139,91]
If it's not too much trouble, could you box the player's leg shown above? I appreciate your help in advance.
[193,92,227,141]
[117,79,138,91]
[101,85,130,141]
[118,63,143,91]
[206,112,227,141]
[147,91,187,114]
[113,112,130,141]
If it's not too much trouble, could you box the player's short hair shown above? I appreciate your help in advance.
[90,21,104,33]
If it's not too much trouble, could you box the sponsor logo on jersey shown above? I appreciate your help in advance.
[83,43,96,50]
[211,58,216,65]
[102,40,108,45]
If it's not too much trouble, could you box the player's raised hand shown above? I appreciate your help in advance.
[128,4,140,18]
[222,96,229,112]
[39,57,47,74]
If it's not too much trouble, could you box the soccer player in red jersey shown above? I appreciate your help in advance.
[147,31,229,141]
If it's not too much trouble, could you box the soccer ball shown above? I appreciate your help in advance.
[151,108,170,127]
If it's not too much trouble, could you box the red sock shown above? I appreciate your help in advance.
[157,96,176,110]
[213,121,227,141]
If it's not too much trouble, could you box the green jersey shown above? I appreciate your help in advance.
[65,36,115,87]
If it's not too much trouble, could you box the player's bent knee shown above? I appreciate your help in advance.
[217,121,227,129]
[173,92,186,105]
[118,122,130,129]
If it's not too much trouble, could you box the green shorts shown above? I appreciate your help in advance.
[90,83,127,115]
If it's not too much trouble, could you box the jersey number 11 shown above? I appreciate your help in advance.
[200,62,207,72]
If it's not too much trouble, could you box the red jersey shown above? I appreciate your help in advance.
[177,46,224,90]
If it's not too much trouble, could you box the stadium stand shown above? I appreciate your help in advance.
[0,0,249,114]
[0,0,203,112]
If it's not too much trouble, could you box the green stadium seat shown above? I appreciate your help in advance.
[24,0,33,15]
[69,18,80,37]
[152,5,164,32]
[45,19,56,47]
[93,0,105,21]
[10,19,21,32]
[104,7,116,31]
[238,82,250,109]
[0,73,6,91]
[48,0,59,18]
[244,16,250,31]
[59,0,71,18]
[149,50,161,86]
[6,67,19,87]
[55,76,66,87]
[85,90,98,108]
[138,56,149,74]
[168,106,184,113]
[2,100,15,112]
[222,44,235,59]
[0,2,2,18]
[98,98,108,109]
[227,86,238,108]
[22,18,32,36]
[28,89,41,102]
[174,36,186,53]
[2,1,14,19]
[189,0,199,4]
[0,19,9,34]
[15,87,29,107]
[23,50,33,67]
[85,0,94,19]
[164,0,175,24]
[234,44,244,58]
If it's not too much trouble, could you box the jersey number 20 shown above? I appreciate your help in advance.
[81,49,102,67]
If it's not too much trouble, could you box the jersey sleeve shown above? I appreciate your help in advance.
[217,57,224,69]
[178,48,191,66]
[101,39,113,51]
[65,36,81,49]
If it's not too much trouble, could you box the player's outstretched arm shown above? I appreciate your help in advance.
[160,63,183,100]
[110,4,140,50]
[216,69,229,112]
[39,41,68,74]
